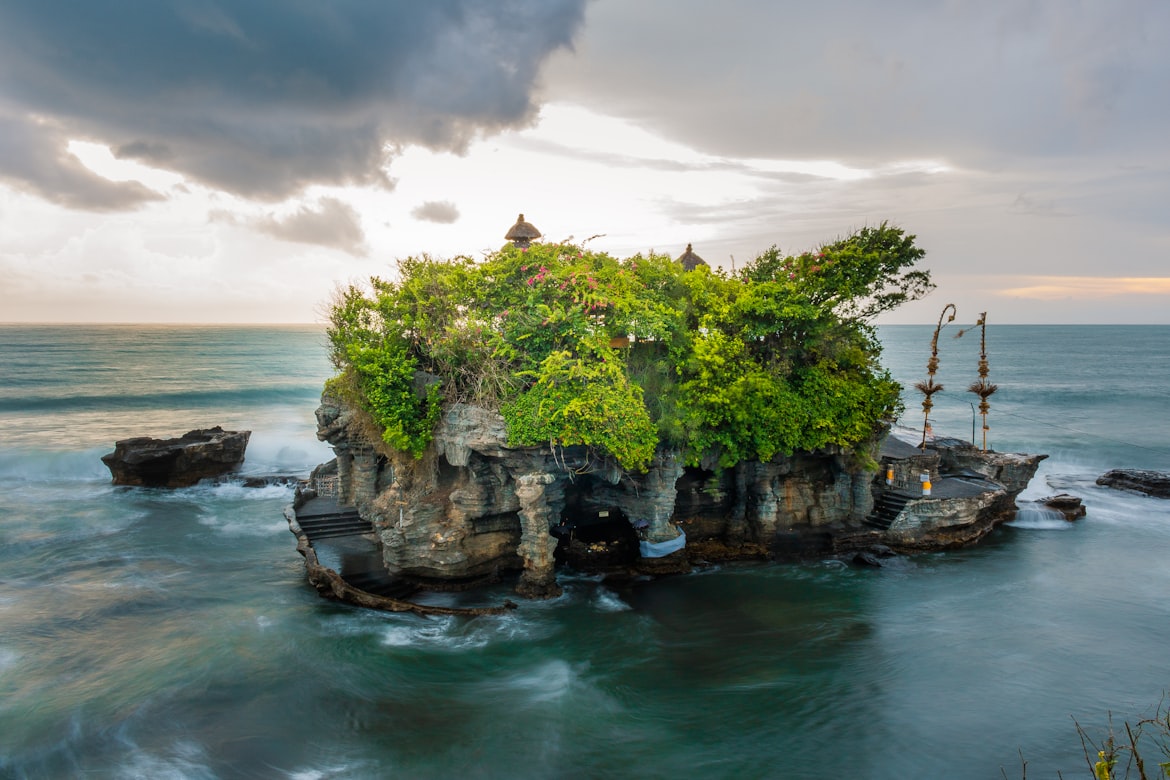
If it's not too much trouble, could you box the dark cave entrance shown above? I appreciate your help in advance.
[552,478,640,571]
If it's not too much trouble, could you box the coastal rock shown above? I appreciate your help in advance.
[101,427,250,487]
[310,396,1045,598]
[1040,493,1086,520]
[853,545,898,567]
[934,436,1049,495]
[1096,469,1170,499]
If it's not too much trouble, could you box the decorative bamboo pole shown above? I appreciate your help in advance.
[915,303,956,450]
[964,312,997,451]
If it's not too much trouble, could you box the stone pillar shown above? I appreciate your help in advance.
[350,444,380,508]
[635,453,690,575]
[514,473,563,599]
[726,463,751,545]
[334,449,354,505]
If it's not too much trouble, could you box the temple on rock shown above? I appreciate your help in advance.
[287,214,1046,612]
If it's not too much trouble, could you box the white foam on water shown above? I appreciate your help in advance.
[379,617,463,649]
[0,447,112,483]
[487,659,579,705]
[0,647,18,675]
[207,482,295,501]
[285,760,376,780]
[1007,504,1076,530]
[115,739,214,780]
[594,587,632,612]
[377,610,555,651]
[197,511,289,538]
[242,430,332,475]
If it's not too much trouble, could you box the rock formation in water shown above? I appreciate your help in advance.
[312,396,1044,599]
[1096,469,1170,498]
[1039,494,1087,520]
[871,434,1047,549]
[307,225,1052,601]
[101,427,250,487]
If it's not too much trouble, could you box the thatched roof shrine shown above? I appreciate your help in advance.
[677,243,708,271]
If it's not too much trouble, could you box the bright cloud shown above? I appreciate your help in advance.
[999,277,1170,300]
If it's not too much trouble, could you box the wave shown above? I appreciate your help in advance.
[0,385,321,414]
[0,428,330,483]
[594,587,632,612]
[0,448,113,482]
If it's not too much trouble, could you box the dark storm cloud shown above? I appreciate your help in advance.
[411,200,461,224]
[0,0,586,205]
[0,115,165,210]
[544,0,1170,165]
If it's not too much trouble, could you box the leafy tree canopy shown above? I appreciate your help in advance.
[326,222,932,472]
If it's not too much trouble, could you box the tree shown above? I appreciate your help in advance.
[325,224,933,472]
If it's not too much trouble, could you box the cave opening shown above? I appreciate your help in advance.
[552,476,640,571]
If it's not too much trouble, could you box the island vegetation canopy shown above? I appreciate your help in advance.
[326,223,933,473]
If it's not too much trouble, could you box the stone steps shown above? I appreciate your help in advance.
[865,490,915,530]
[296,508,372,540]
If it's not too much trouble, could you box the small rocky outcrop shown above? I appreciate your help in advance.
[1096,469,1170,499]
[871,434,1046,549]
[1040,494,1086,520]
[853,544,899,567]
[101,427,250,487]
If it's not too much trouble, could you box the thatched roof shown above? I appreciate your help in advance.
[677,243,707,271]
[505,213,541,246]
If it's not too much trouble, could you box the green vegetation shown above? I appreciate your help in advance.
[325,222,933,472]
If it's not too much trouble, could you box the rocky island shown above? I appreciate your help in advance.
[292,218,1044,608]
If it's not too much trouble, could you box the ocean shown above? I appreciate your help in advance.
[0,323,1168,779]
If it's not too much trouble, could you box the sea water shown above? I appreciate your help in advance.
[0,323,1168,779]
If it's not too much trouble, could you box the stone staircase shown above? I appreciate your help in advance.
[295,498,371,540]
[865,489,915,530]
[294,496,417,598]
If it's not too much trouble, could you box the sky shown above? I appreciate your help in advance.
[0,0,1167,325]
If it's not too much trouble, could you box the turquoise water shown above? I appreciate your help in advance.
[0,324,1168,778]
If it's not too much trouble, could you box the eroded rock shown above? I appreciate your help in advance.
[1040,493,1087,520]
[1096,469,1170,499]
[310,397,1045,599]
[101,427,250,487]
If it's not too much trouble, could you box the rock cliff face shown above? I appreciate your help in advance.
[313,399,1045,599]
[315,397,884,598]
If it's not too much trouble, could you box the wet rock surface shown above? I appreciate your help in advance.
[1096,469,1170,498]
[101,427,250,487]
[1040,493,1087,520]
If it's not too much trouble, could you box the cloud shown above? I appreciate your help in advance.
[998,277,1170,300]
[411,200,461,224]
[0,1,586,205]
[541,0,1170,165]
[247,197,368,255]
[0,114,165,211]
